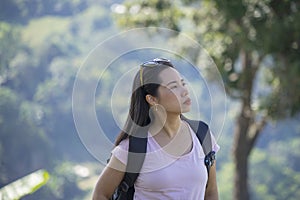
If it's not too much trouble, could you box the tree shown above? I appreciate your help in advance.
[112,0,300,199]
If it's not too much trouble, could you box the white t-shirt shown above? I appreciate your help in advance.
[112,124,220,200]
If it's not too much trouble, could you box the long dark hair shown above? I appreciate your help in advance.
[115,61,174,146]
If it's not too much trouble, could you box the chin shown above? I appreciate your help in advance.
[181,108,191,113]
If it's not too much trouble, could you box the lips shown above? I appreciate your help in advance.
[183,98,192,105]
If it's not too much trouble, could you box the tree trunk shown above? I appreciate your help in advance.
[232,50,259,200]
[233,109,251,200]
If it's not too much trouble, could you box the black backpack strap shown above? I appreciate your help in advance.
[115,134,148,200]
[126,135,148,183]
[113,116,215,199]
[181,116,216,173]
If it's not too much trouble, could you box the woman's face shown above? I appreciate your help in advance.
[157,67,191,114]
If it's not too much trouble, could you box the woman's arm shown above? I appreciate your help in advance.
[204,161,219,200]
[92,155,126,200]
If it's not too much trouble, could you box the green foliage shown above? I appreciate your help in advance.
[0,0,115,196]
[248,118,300,199]
[207,0,300,118]
[0,22,21,77]
[0,87,51,185]
[0,0,88,24]
[114,0,300,119]
[113,0,300,199]
[250,142,300,200]
[217,162,234,200]
[112,0,183,31]
[22,17,71,49]
[0,0,299,199]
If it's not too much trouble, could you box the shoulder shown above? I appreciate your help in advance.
[184,118,220,152]
[111,138,129,165]
[183,119,209,136]
[114,138,129,151]
[181,116,208,131]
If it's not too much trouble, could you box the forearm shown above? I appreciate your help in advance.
[204,161,219,200]
[92,181,110,200]
[204,189,219,200]
[93,157,125,200]
[92,192,109,200]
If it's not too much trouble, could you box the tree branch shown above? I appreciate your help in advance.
[246,116,268,155]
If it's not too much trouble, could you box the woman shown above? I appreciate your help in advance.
[93,58,220,200]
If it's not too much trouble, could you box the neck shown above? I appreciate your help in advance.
[150,112,181,138]
[164,114,182,138]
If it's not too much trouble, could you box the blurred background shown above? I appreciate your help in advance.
[0,0,299,199]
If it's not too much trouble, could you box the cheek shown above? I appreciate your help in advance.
[159,90,180,106]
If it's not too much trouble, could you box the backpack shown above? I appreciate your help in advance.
[110,116,216,200]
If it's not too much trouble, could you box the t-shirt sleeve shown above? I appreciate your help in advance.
[111,138,129,165]
[210,131,220,153]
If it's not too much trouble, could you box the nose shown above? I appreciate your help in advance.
[181,86,189,97]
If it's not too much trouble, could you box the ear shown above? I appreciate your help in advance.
[145,94,157,106]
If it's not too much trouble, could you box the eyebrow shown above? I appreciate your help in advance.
[166,79,185,86]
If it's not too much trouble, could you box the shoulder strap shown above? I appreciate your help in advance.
[117,116,215,198]
[126,135,148,182]
[181,115,215,173]
[117,134,148,199]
